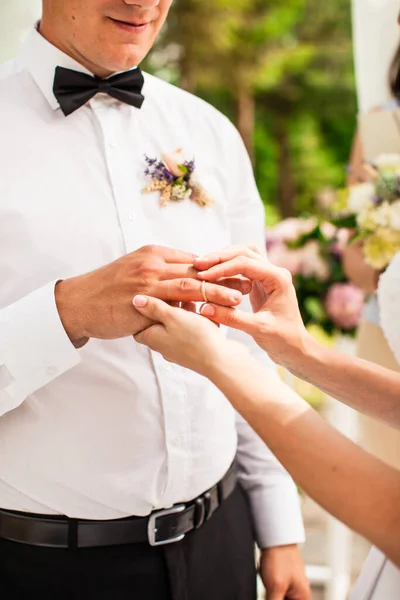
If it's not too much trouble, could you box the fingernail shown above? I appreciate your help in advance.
[230,293,242,304]
[242,282,252,293]
[202,304,215,317]
[133,295,147,308]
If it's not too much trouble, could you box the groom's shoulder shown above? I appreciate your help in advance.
[0,57,31,110]
[143,72,235,132]
[0,58,22,87]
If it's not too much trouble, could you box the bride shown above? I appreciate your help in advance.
[131,246,400,599]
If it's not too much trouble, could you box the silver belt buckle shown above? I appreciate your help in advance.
[147,505,186,547]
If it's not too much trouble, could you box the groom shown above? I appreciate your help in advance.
[0,1,309,598]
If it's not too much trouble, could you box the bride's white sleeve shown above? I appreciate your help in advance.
[378,251,400,364]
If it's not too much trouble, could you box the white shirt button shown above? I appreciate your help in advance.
[173,435,184,447]
[128,212,136,222]
[46,366,58,377]
[109,140,118,149]
[163,362,172,371]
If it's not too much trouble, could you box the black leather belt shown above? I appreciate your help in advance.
[0,464,237,549]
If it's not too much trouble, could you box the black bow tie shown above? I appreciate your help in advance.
[53,66,145,116]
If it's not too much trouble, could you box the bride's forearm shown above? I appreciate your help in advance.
[284,334,400,428]
[208,347,400,567]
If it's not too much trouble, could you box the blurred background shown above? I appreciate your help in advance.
[1,1,400,598]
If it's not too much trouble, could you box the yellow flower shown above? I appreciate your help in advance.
[357,207,377,230]
[363,228,400,270]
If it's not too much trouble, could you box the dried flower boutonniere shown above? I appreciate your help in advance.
[142,149,214,208]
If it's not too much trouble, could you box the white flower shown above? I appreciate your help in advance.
[373,154,400,169]
[320,221,336,240]
[388,200,400,231]
[372,202,393,228]
[171,184,192,201]
[358,202,399,231]
[348,183,375,214]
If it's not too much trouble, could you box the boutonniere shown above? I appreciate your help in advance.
[142,149,214,208]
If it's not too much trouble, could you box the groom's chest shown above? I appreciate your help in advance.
[0,103,232,292]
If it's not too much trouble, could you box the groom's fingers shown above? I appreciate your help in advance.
[200,304,259,335]
[181,302,197,314]
[194,245,263,270]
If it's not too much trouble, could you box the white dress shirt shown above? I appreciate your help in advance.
[0,27,305,549]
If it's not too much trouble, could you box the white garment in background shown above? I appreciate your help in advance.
[352,0,400,114]
[379,251,400,364]
[0,27,305,550]
[350,547,400,599]
[348,252,400,598]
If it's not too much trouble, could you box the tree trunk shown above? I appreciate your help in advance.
[276,115,296,218]
[236,88,256,165]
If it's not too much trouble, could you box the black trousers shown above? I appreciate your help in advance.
[0,485,257,600]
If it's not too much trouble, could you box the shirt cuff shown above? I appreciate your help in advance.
[248,482,306,549]
[0,281,82,416]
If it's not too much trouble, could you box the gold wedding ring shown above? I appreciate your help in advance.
[201,280,209,303]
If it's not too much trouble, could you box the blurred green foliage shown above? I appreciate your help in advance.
[144,0,357,222]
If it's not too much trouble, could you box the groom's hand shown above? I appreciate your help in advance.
[260,545,311,600]
[56,245,248,345]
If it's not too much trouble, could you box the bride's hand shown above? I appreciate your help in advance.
[132,296,246,376]
[194,246,311,369]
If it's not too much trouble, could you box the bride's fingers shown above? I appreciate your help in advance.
[216,276,252,295]
[194,245,263,271]
[217,276,252,295]
[200,303,259,334]
[133,295,176,325]
[197,256,288,290]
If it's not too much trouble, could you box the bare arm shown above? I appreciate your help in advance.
[347,125,368,186]
[194,248,400,428]
[131,295,400,568]
[282,332,400,427]
[207,348,400,568]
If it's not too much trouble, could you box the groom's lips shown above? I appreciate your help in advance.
[109,17,151,34]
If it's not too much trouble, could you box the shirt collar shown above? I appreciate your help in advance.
[19,25,100,112]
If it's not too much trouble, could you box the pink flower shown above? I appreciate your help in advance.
[268,243,302,276]
[325,283,364,330]
[331,228,351,258]
[161,149,186,177]
[267,218,317,244]
[299,241,330,281]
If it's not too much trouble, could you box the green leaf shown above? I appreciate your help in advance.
[348,230,370,244]
[330,215,357,229]
[304,296,326,322]
[178,164,188,175]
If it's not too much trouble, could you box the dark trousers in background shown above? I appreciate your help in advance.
[0,485,257,600]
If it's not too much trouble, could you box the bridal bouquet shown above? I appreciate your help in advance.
[332,154,400,270]
[267,217,364,336]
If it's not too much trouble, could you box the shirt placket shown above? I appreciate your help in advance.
[151,354,191,508]
[89,98,191,507]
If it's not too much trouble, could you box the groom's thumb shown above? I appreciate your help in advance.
[133,295,171,324]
